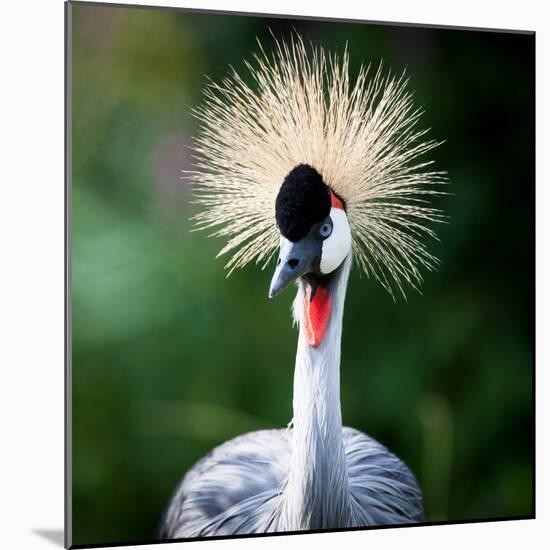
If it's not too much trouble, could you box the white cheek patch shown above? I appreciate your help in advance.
[320,207,352,274]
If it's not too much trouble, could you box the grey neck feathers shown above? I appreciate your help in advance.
[281,254,352,530]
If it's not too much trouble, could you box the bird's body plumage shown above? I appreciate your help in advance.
[159,427,423,539]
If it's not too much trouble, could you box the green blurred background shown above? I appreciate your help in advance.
[69,2,534,546]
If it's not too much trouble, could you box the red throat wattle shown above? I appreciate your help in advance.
[303,284,332,347]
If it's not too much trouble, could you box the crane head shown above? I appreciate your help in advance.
[269,164,351,346]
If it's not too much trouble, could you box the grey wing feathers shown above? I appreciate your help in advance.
[158,429,291,539]
[158,426,423,539]
[343,427,424,525]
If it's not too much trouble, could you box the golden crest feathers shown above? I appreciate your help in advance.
[188,35,447,296]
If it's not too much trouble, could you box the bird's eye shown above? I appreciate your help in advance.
[319,221,333,238]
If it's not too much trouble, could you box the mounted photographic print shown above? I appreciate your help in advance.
[65,1,535,547]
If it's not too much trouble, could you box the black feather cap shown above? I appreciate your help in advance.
[275,164,332,241]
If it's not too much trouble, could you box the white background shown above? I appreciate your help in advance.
[0,0,547,548]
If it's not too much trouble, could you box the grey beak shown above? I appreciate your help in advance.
[268,237,321,299]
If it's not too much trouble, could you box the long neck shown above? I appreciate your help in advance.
[281,254,352,530]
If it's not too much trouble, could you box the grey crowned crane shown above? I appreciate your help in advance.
[158,35,446,539]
